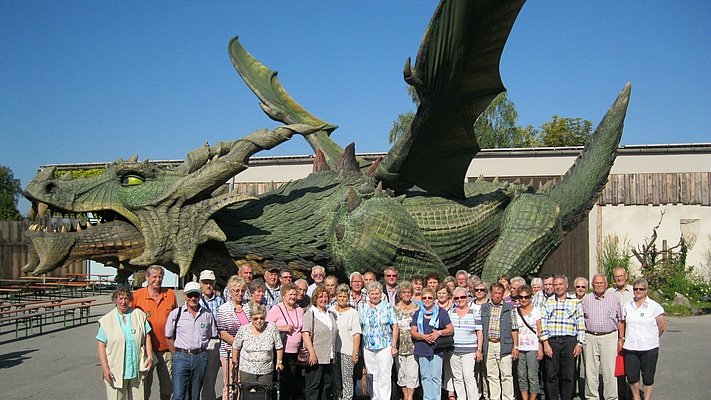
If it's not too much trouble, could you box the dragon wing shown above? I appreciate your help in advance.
[376,0,526,198]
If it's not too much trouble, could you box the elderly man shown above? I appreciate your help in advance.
[540,275,586,400]
[531,277,543,294]
[505,276,526,307]
[237,261,254,301]
[348,272,368,310]
[582,274,624,400]
[263,266,281,311]
[295,278,311,309]
[455,270,469,289]
[574,277,589,299]
[383,266,399,307]
[131,265,178,400]
[306,265,325,296]
[280,267,294,286]
[166,282,218,400]
[198,270,223,400]
[363,271,377,286]
[481,282,519,400]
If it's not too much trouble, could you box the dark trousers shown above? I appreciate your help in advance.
[281,353,304,400]
[544,335,577,400]
[304,363,333,400]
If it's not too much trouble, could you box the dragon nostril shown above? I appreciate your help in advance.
[45,182,58,194]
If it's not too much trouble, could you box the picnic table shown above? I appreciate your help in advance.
[0,297,106,337]
[66,273,114,294]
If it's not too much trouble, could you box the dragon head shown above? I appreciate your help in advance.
[23,125,317,276]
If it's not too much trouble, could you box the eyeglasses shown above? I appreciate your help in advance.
[453,296,468,300]
[252,316,265,321]
[518,295,531,299]
[421,296,434,300]
[633,287,647,291]
[474,288,486,292]
[575,286,587,289]
[186,292,200,298]
[231,288,245,293]
[385,274,398,278]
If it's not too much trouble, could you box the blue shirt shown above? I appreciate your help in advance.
[411,308,452,357]
[359,301,397,351]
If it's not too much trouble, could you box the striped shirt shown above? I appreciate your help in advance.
[449,306,482,353]
[581,291,622,334]
[540,294,585,344]
[217,302,251,358]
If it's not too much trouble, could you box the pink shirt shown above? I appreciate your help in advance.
[266,303,304,353]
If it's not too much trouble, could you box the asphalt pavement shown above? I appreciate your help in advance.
[0,294,708,399]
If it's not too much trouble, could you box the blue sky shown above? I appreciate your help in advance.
[2,1,709,215]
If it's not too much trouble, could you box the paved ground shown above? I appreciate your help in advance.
[0,294,708,399]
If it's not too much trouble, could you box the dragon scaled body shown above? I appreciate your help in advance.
[22,0,631,283]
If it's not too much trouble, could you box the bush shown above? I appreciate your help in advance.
[599,235,631,285]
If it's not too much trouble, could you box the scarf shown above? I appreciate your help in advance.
[416,304,440,333]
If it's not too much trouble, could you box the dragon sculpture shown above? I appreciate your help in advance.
[22,0,630,284]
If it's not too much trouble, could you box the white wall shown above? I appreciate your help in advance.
[590,204,711,281]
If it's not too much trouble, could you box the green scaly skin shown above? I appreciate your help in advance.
[22,0,631,283]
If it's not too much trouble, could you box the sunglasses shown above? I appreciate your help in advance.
[252,316,265,321]
[453,296,467,300]
[421,296,434,300]
[186,292,200,298]
[473,288,486,292]
[518,295,531,299]
[385,274,398,278]
[633,287,647,291]
[575,286,587,289]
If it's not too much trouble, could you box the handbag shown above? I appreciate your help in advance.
[295,310,314,366]
[431,334,455,350]
[354,368,374,398]
[614,351,625,377]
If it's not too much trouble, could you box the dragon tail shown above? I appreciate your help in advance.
[549,82,631,232]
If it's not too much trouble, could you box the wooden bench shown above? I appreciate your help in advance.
[0,305,83,337]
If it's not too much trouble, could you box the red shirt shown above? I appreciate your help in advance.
[131,287,178,351]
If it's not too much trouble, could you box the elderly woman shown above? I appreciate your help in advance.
[97,286,153,400]
[435,283,455,399]
[217,275,251,400]
[266,282,304,400]
[411,276,424,306]
[394,281,421,400]
[516,285,542,400]
[622,277,666,400]
[498,274,511,298]
[246,279,266,308]
[330,283,361,400]
[470,280,489,399]
[302,285,339,400]
[448,287,483,400]
[443,276,457,294]
[411,287,454,400]
[359,281,399,400]
[231,304,284,383]
[530,278,543,294]
[436,283,454,311]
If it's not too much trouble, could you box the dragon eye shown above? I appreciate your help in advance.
[121,175,145,186]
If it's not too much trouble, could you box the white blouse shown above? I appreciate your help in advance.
[623,297,664,351]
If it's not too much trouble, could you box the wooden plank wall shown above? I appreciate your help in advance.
[0,220,86,279]
[598,172,710,206]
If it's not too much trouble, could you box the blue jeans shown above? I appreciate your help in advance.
[172,351,209,400]
[418,354,443,400]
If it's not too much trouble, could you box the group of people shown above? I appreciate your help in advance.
[96,262,666,400]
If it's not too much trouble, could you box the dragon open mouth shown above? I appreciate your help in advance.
[23,200,146,275]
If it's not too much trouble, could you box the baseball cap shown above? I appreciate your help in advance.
[184,281,201,295]
[199,270,216,281]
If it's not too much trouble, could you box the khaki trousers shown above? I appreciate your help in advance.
[105,377,143,400]
[584,332,618,400]
[486,342,514,400]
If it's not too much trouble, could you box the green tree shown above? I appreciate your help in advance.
[473,92,524,148]
[538,115,593,147]
[388,86,419,144]
[0,165,22,220]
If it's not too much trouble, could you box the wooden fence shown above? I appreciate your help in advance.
[0,220,85,279]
